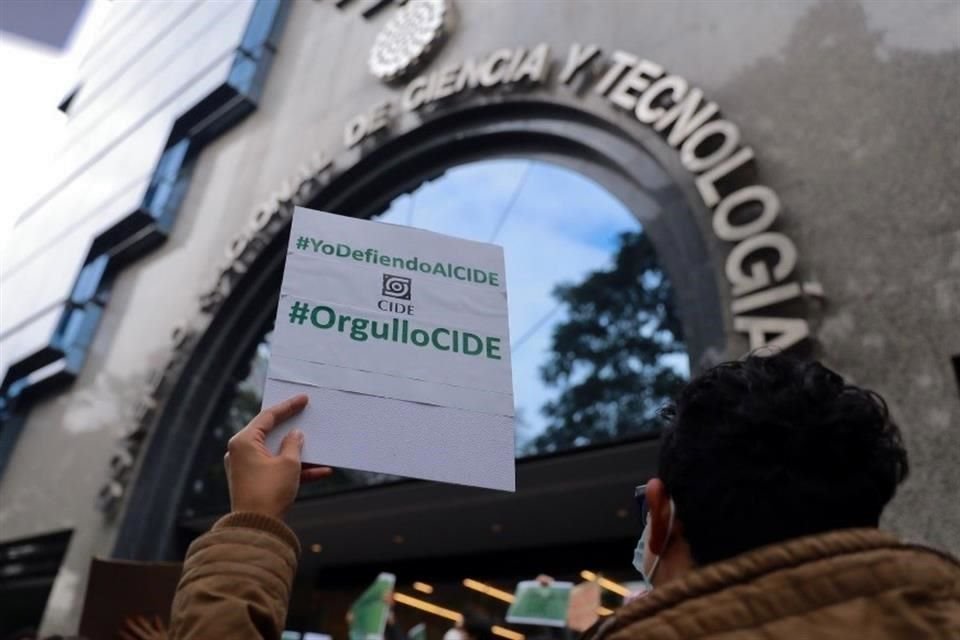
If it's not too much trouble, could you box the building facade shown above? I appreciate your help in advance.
[1,0,958,634]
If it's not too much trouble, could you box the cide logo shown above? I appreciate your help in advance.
[382,273,412,300]
[380,273,415,316]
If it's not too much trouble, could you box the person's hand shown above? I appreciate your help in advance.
[224,394,331,519]
[118,615,167,640]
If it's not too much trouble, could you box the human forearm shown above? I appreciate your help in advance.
[169,512,300,640]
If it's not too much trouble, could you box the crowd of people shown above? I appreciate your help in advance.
[170,354,959,638]
[8,354,960,639]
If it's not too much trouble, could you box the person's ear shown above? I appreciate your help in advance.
[645,478,675,554]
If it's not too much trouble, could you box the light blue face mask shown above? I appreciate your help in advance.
[632,499,675,589]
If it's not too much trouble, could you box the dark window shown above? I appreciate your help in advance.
[0,530,72,636]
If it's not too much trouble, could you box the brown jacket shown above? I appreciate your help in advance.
[592,529,960,640]
[170,517,960,640]
[169,512,300,639]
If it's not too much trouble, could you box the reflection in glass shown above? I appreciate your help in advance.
[181,159,687,516]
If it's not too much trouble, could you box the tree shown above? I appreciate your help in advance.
[528,230,686,453]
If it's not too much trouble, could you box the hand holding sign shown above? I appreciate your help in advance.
[225,394,332,518]
[506,579,574,627]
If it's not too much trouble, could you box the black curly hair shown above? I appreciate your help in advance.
[658,354,909,566]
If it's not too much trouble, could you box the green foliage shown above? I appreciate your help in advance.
[529,230,686,453]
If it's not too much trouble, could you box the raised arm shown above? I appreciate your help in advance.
[169,395,330,640]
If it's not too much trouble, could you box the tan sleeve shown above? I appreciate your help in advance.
[168,512,301,640]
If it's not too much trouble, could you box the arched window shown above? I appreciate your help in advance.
[181,158,687,517]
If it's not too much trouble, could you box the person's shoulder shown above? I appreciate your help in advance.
[874,539,960,585]
[595,530,960,640]
[739,528,959,596]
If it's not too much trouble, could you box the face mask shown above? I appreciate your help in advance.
[632,498,675,588]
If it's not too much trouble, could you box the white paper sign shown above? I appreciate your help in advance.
[263,207,515,491]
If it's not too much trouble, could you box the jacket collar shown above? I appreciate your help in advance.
[597,528,903,638]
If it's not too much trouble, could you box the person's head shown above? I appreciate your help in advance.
[461,613,494,640]
[638,354,909,585]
